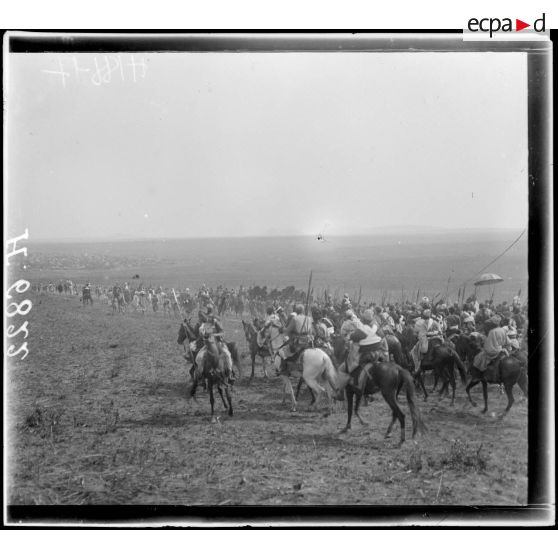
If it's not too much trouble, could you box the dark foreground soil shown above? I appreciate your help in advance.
[7,293,528,506]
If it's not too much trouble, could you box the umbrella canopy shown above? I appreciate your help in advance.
[474,273,504,287]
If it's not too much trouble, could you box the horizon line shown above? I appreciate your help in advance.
[27,226,527,243]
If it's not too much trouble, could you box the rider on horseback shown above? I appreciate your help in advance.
[340,309,362,341]
[276,303,313,375]
[411,308,443,373]
[355,309,387,364]
[341,294,352,312]
[472,315,511,380]
[198,304,235,379]
[312,307,336,363]
[446,307,461,336]
[257,306,282,349]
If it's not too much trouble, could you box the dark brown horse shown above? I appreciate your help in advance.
[396,324,418,357]
[177,319,200,378]
[241,319,271,380]
[416,339,468,405]
[453,333,483,365]
[385,333,406,367]
[465,348,527,416]
[177,321,242,418]
[192,335,234,422]
[338,344,426,445]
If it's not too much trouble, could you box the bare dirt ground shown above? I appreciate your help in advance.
[8,293,528,506]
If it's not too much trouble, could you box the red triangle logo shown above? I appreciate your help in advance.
[516,19,530,31]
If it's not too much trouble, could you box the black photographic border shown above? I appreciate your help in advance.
[3,30,554,527]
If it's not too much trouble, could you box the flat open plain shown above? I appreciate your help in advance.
[8,292,528,506]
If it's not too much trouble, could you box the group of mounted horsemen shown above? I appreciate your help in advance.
[176,288,528,443]
[39,278,527,443]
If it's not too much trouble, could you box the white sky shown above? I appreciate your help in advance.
[7,51,528,239]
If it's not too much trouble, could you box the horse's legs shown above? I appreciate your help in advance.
[216,384,228,410]
[189,376,198,399]
[249,354,255,381]
[437,366,447,398]
[442,366,456,405]
[518,371,528,398]
[295,377,305,402]
[208,380,216,422]
[341,386,354,433]
[418,370,428,401]
[383,391,406,445]
[450,372,456,406]
[224,385,233,417]
[385,410,398,439]
[261,356,268,379]
[502,382,515,416]
[431,369,439,394]
[466,379,480,407]
[304,377,328,413]
[353,391,368,426]
[481,381,489,414]
[282,376,297,412]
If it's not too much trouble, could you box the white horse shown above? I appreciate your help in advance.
[273,348,346,413]
[131,294,146,314]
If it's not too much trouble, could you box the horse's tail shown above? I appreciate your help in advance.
[450,348,468,385]
[227,341,240,366]
[324,352,351,401]
[398,365,427,436]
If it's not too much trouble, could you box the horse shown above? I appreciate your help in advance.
[241,319,271,380]
[396,322,418,359]
[415,338,468,405]
[131,294,145,314]
[177,320,243,383]
[338,342,427,445]
[187,334,236,422]
[465,348,528,416]
[385,332,406,367]
[115,293,126,313]
[273,348,345,414]
[453,333,483,365]
[82,288,93,306]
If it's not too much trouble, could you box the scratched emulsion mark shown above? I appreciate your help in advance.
[41,55,148,88]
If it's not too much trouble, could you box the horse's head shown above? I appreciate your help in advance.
[177,322,188,345]
[467,334,483,354]
[178,319,197,345]
[203,335,221,368]
[331,334,348,363]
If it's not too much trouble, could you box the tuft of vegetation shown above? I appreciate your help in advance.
[438,438,488,473]
[24,406,65,441]
[408,447,423,473]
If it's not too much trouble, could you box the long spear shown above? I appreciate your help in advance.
[304,271,313,315]
[172,288,184,319]
[444,273,452,303]
[301,270,313,334]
